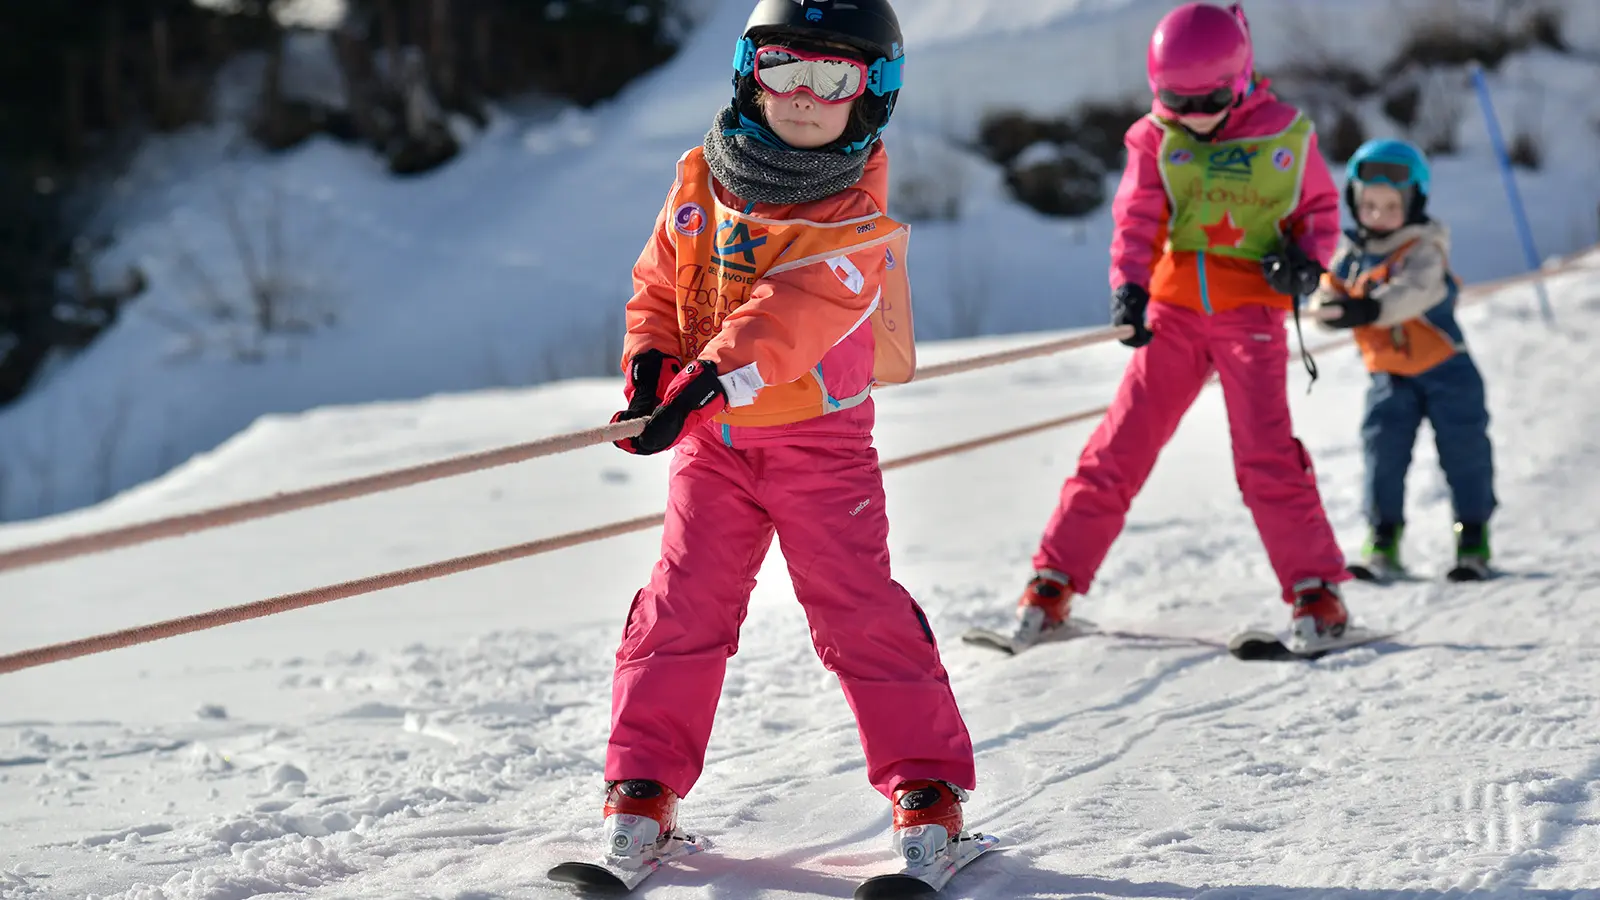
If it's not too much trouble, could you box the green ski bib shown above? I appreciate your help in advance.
[1155,114,1312,260]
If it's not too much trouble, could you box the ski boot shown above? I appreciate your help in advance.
[890,779,967,868]
[1348,522,1405,582]
[1287,578,1349,653]
[548,779,703,890]
[602,779,678,863]
[1010,569,1076,647]
[1448,521,1492,582]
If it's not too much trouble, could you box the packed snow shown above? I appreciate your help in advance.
[3,0,1600,896]
[3,250,1598,896]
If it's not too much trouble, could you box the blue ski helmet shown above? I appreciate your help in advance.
[1345,138,1431,224]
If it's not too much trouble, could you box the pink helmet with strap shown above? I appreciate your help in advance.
[1147,2,1254,116]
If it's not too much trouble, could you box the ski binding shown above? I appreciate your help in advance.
[854,829,1000,899]
[548,831,710,893]
[1346,560,1408,583]
[1350,557,1494,584]
[961,614,1098,656]
[1228,625,1392,661]
[1445,558,1492,582]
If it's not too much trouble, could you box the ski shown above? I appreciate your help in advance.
[548,832,711,893]
[1445,559,1493,582]
[1350,560,1492,584]
[854,831,1000,899]
[1227,625,1393,662]
[960,618,1098,656]
[1346,561,1410,584]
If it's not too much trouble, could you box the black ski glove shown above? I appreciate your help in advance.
[1261,242,1325,298]
[1317,297,1382,330]
[632,360,727,456]
[1111,284,1153,348]
[611,349,684,454]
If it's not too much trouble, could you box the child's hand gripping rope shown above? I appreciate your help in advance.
[628,360,727,456]
[611,349,686,454]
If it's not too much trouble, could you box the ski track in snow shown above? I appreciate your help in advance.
[4,281,1600,896]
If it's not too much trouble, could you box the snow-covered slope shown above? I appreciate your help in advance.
[1,0,1598,522]
[1,251,1597,898]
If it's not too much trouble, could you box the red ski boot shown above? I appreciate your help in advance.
[1010,569,1074,646]
[602,779,678,860]
[1017,569,1073,624]
[890,779,966,866]
[1288,578,1348,651]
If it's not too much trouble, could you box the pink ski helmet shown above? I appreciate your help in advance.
[1147,3,1254,118]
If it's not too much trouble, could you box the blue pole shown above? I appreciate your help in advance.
[1469,62,1554,325]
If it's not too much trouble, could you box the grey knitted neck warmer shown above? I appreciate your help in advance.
[701,105,871,206]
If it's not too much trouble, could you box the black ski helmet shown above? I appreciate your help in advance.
[731,0,905,153]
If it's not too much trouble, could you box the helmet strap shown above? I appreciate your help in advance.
[725,108,789,149]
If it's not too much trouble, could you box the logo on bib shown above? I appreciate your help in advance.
[673,202,706,237]
[712,221,767,274]
[1272,147,1295,171]
[1168,148,1194,165]
[1207,145,1258,178]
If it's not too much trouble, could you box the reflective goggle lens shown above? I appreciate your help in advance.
[1354,159,1417,187]
[754,47,867,103]
[1158,86,1234,116]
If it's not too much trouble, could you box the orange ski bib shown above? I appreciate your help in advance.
[668,149,915,427]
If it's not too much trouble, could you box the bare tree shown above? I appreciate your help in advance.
[1411,68,1466,156]
[158,176,337,363]
[944,233,991,340]
[87,390,135,504]
[1508,78,1545,169]
[527,306,630,384]
[14,416,58,518]
[891,107,966,224]
[480,335,516,387]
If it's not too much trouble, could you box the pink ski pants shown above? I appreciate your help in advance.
[1034,302,1349,600]
[606,429,976,799]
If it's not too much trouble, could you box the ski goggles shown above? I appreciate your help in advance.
[1157,86,1234,117]
[734,38,904,103]
[752,46,871,103]
[1352,159,1419,188]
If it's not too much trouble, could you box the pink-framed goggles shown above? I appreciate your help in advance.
[733,37,904,105]
[752,45,871,103]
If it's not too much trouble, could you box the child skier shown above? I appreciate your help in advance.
[1007,2,1354,653]
[598,0,976,875]
[1309,138,1496,582]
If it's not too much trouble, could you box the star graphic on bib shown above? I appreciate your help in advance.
[1201,210,1247,249]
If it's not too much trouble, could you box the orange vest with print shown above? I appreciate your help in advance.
[1323,239,1460,376]
[669,149,915,428]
